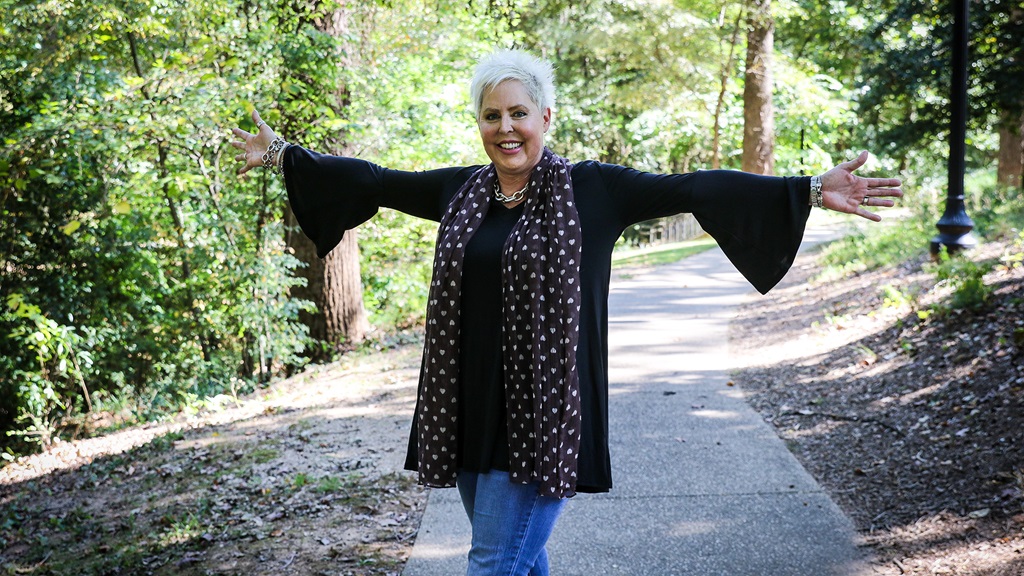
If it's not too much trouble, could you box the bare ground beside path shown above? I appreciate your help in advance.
[731,237,1024,575]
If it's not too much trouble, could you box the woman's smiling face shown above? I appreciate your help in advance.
[477,80,551,182]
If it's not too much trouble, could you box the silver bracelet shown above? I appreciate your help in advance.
[274,142,289,175]
[809,175,823,208]
[261,137,287,174]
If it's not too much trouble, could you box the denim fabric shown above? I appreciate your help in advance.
[456,470,568,576]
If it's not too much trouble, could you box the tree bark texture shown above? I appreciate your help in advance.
[997,110,1023,189]
[286,207,368,356]
[741,0,775,175]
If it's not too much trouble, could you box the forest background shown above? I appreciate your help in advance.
[1,0,1021,460]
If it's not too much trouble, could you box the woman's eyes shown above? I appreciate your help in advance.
[484,111,528,121]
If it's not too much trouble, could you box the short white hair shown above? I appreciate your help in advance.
[470,49,556,119]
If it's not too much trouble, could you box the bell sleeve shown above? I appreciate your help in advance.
[604,164,812,295]
[283,146,384,259]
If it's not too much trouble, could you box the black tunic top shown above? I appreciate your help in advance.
[284,146,812,493]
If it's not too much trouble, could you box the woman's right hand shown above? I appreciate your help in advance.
[230,109,277,175]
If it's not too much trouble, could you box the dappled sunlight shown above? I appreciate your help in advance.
[780,419,844,439]
[690,409,742,420]
[410,543,470,560]
[0,342,428,575]
[309,394,418,421]
[666,520,721,538]
[718,386,750,400]
[871,381,951,409]
[867,512,1024,576]
[732,232,1024,574]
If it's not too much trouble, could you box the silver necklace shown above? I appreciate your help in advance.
[494,181,529,203]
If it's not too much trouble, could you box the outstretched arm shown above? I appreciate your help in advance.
[820,151,903,222]
[228,108,476,257]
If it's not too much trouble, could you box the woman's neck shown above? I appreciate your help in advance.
[496,174,530,194]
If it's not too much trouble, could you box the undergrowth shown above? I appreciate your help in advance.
[816,170,1023,311]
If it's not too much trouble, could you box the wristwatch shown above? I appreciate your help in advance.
[809,175,823,208]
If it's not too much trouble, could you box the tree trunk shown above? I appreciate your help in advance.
[741,0,775,175]
[997,110,1023,189]
[285,206,368,358]
[282,3,369,359]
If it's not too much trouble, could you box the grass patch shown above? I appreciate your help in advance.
[249,446,280,464]
[816,218,932,281]
[316,475,346,493]
[612,236,717,269]
[149,431,185,452]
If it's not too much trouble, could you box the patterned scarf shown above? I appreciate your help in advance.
[416,148,583,498]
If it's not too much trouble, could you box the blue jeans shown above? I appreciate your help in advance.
[456,470,568,576]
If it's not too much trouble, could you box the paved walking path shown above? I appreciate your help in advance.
[403,222,872,576]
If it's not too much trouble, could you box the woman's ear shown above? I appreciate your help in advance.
[543,108,552,133]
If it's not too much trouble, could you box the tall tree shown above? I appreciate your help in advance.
[741,0,775,174]
[712,4,745,170]
[995,4,1024,189]
[997,111,1023,189]
[276,3,369,359]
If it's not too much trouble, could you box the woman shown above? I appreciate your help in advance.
[232,49,902,576]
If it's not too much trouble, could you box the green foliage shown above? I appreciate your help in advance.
[965,168,1024,239]
[340,1,511,329]
[315,475,345,493]
[929,248,995,310]
[0,0,315,453]
[880,283,913,310]
[359,212,435,328]
[611,237,717,268]
[2,294,93,447]
[853,0,1023,159]
[817,217,933,281]
[1000,231,1024,271]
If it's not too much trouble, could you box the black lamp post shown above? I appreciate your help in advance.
[930,0,977,258]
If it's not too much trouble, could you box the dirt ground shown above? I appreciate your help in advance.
[2,233,1022,575]
[731,236,1024,575]
[0,344,428,575]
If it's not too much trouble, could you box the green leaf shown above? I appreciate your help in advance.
[113,201,131,215]
[61,221,82,235]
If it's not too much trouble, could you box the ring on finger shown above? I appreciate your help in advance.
[862,196,871,206]
[256,120,266,129]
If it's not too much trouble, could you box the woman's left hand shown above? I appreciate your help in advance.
[820,151,903,222]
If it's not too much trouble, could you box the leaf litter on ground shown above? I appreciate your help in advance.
[731,235,1024,576]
